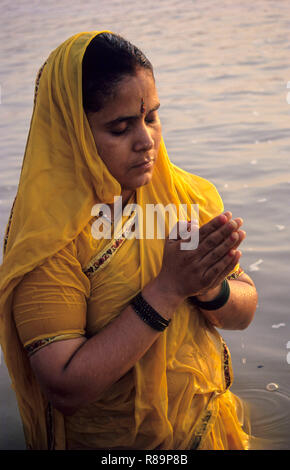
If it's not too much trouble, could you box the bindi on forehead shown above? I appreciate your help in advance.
[140,98,146,114]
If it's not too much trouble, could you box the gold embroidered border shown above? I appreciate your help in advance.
[3,196,17,256]
[34,60,47,105]
[221,339,232,389]
[191,409,213,450]
[84,237,125,279]
[25,333,84,357]
[227,266,244,280]
[84,212,136,280]
[190,339,233,449]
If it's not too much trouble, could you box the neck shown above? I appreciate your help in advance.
[121,189,135,207]
[107,190,135,217]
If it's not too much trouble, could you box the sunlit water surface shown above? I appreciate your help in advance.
[0,0,290,450]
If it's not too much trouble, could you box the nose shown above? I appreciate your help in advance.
[133,122,154,153]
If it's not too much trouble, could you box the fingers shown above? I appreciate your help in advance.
[232,228,246,249]
[167,213,244,259]
[161,211,244,298]
[199,213,229,244]
[217,248,242,281]
[200,227,245,266]
[199,210,243,241]
[198,217,241,259]
[202,249,242,289]
[223,211,232,221]
[234,217,243,229]
[223,212,243,227]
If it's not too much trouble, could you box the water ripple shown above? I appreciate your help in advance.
[239,388,290,449]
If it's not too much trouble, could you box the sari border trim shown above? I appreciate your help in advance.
[83,212,136,280]
[190,392,219,450]
[190,338,233,450]
[222,339,232,389]
[227,266,244,280]
[3,62,47,256]
[34,60,47,105]
[3,196,16,257]
[25,333,84,357]
[191,409,213,450]
[84,237,125,279]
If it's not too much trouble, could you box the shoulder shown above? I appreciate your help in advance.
[172,164,220,194]
[172,164,224,225]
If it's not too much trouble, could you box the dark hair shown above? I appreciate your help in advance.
[82,33,154,113]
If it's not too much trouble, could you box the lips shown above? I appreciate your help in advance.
[131,157,155,169]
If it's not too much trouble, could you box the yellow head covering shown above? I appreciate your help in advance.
[0,31,246,449]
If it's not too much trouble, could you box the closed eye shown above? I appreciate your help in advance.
[145,112,158,124]
[110,127,129,136]
[108,104,160,136]
[110,122,131,136]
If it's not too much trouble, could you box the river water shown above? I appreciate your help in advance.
[0,0,290,450]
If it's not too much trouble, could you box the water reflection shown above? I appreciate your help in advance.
[241,388,290,450]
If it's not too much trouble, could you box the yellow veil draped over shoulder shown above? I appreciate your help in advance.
[0,31,248,450]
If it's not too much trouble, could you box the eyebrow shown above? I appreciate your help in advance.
[105,102,160,127]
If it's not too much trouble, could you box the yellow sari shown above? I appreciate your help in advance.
[0,31,250,450]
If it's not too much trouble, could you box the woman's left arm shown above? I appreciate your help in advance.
[195,272,258,330]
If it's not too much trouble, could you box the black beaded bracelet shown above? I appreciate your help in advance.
[190,279,230,311]
[131,292,171,332]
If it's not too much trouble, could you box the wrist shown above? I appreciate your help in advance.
[131,292,171,332]
[196,284,223,302]
[191,280,230,312]
[142,277,184,320]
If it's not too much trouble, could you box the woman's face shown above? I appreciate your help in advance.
[86,68,162,199]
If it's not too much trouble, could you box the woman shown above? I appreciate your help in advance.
[0,31,257,450]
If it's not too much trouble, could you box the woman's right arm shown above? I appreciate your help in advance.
[29,211,244,415]
[29,282,181,416]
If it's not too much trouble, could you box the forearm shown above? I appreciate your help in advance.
[196,275,258,330]
[50,280,182,415]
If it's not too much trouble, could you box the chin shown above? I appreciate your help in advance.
[135,172,153,189]
[123,172,153,192]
